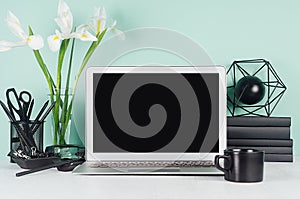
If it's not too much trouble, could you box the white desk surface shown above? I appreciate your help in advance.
[0,158,299,199]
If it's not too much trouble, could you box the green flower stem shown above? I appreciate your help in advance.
[60,38,75,143]
[62,29,107,142]
[28,26,54,103]
[29,26,108,145]
[69,29,107,105]
[71,29,107,97]
[54,39,70,145]
[32,50,54,101]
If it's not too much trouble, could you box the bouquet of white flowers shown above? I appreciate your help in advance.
[0,0,123,144]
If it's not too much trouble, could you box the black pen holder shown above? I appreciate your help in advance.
[10,120,44,163]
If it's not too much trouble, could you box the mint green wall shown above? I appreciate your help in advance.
[0,0,299,160]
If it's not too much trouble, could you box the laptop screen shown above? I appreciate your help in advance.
[93,73,219,153]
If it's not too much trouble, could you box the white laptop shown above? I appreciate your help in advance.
[73,66,226,175]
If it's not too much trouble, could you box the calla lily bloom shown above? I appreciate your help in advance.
[48,0,97,52]
[47,30,62,52]
[0,11,44,52]
[109,20,125,40]
[90,7,107,34]
[89,7,125,40]
[71,25,97,41]
[55,0,73,37]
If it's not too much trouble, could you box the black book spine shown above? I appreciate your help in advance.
[227,117,291,127]
[264,154,293,162]
[227,126,290,139]
[227,139,293,147]
[228,146,293,154]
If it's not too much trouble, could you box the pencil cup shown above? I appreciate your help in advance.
[10,120,44,163]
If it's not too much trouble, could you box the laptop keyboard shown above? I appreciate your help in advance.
[89,161,214,168]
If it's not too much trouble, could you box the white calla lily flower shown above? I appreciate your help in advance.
[90,7,107,34]
[108,20,125,40]
[47,30,62,52]
[48,0,97,52]
[0,11,44,52]
[6,11,27,40]
[55,0,73,36]
[72,25,97,41]
[0,40,25,52]
[26,35,44,50]
[47,0,73,51]
[89,7,124,40]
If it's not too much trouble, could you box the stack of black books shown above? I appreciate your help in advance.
[227,117,293,162]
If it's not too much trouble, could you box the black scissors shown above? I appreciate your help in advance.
[6,88,36,149]
[19,91,33,121]
[6,88,32,121]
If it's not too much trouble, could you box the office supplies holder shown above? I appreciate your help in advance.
[10,120,44,163]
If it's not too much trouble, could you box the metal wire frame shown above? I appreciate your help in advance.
[227,59,287,117]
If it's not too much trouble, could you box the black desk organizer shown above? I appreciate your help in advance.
[227,116,293,162]
[10,120,44,163]
[11,156,60,169]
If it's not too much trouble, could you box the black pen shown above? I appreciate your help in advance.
[16,159,74,177]
[0,100,33,150]
[31,101,56,135]
[29,100,49,132]
[27,99,34,120]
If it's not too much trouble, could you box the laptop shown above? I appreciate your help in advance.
[73,66,226,175]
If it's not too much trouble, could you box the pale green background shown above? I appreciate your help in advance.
[0,0,299,160]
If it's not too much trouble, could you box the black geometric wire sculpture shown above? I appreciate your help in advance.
[227,59,287,117]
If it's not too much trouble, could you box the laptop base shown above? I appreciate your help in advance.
[73,162,224,176]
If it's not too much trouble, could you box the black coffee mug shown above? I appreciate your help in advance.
[215,148,264,183]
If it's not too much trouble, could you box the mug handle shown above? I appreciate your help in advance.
[214,155,232,172]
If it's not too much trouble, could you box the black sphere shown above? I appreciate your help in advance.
[235,76,265,105]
